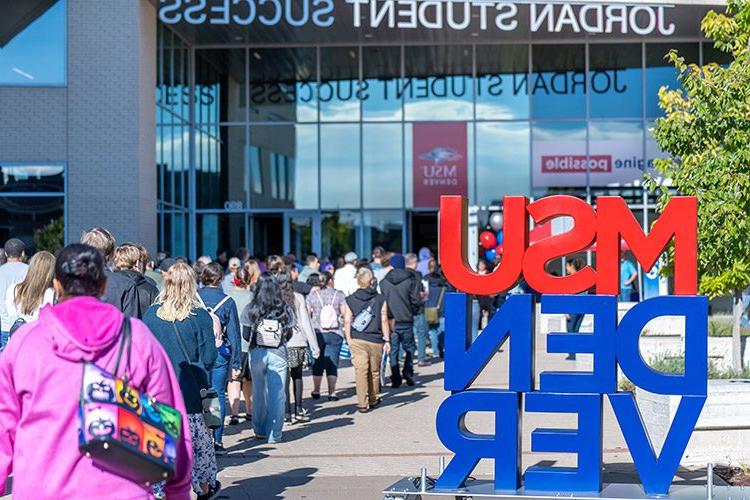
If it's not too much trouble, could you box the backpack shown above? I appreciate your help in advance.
[9,317,26,335]
[316,291,340,330]
[255,319,284,348]
[196,294,231,348]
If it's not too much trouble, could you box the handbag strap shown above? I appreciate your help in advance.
[113,318,132,380]
[436,286,446,309]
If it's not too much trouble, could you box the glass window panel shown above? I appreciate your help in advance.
[0,196,63,253]
[363,124,402,208]
[252,214,284,257]
[0,0,66,86]
[531,121,587,195]
[646,43,698,118]
[589,44,642,119]
[476,45,530,120]
[476,122,530,205]
[196,126,247,209]
[249,47,317,123]
[404,46,473,121]
[249,124,317,209]
[195,49,246,126]
[322,211,359,260]
[320,124,360,209]
[363,47,402,121]
[320,47,360,122]
[161,212,188,258]
[702,42,733,66]
[364,211,403,256]
[289,215,313,259]
[531,45,586,119]
[197,213,246,260]
[0,164,64,193]
[588,120,646,188]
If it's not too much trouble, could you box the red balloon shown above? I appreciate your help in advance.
[496,244,504,254]
[479,231,497,249]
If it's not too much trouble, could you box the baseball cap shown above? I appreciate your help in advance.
[228,257,241,269]
[344,251,358,263]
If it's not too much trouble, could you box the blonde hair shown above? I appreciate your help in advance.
[81,227,116,261]
[155,263,200,322]
[113,243,142,271]
[356,267,374,289]
[15,251,55,316]
[242,260,261,287]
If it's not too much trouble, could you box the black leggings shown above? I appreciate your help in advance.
[287,365,304,412]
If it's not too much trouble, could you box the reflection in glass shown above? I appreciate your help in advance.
[532,45,586,119]
[198,214,246,260]
[589,44,642,118]
[531,121,587,193]
[404,46,473,121]
[645,43,698,117]
[588,121,646,187]
[363,47,402,121]
[0,0,66,86]
[159,123,190,209]
[249,48,317,122]
[249,124,317,209]
[364,211,403,256]
[321,125,360,209]
[320,47,360,122]
[289,216,313,258]
[363,124,402,208]
[476,45,529,120]
[322,211,359,260]
[196,127,245,209]
[161,212,188,258]
[0,164,64,193]
[253,214,283,257]
[476,122,530,205]
[195,49,246,125]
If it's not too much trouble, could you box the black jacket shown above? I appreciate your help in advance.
[102,269,138,318]
[425,273,452,318]
[346,287,386,343]
[114,269,159,319]
[380,269,421,324]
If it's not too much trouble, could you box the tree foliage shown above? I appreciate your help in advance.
[33,217,64,254]
[650,0,750,299]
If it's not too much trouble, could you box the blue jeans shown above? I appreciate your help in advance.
[620,288,632,301]
[210,352,229,444]
[0,331,8,352]
[250,346,288,443]
[389,323,415,378]
[428,318,444,359]
[414,313,430,363]
[312,331,343,377]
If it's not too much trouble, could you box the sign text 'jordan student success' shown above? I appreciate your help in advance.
[435,195,705,496]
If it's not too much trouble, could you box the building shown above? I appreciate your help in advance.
[0,0,728,262]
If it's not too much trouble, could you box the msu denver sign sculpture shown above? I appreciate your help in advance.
[436,195,705,496]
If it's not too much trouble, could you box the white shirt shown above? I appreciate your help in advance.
[333,264,358,297]
[5,285,55,325]
[0,262,29,331]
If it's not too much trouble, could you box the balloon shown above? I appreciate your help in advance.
[489,212,503,232]
[485,248,497,262]
[479,231,497,249]
[496,244,504,255]
[496,230,504,245]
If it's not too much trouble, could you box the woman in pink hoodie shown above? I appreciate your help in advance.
[0,244,192,499]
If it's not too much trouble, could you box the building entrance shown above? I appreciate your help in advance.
[410,212,438,258]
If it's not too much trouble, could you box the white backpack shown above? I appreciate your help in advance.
[196,294,231,347]
[316,291,339,330]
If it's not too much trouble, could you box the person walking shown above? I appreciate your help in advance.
[415,247,432,276]
[344,267,390,413]
[197,262,242,456]
[143,262,221,499]
[298,254,320,283]
[5,250,55,334]
[241,272,295,443]
[222,257,241,292]
[226,260,260,425]
[380,254,421,388]
[406,253,429,367]
[620,252,638,302]
[307,271,346,400]
[565,257,586,361]
[113,243,159,319]
[0,244,192,499]
[277,271,320,423]
[0,238,29,350]
[333,252,358,296]
[424,260,449,360]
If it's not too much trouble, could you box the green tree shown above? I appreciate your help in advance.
[650,0,750,371]
[34,217,65,254]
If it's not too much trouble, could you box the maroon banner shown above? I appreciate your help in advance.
[412,122,468,208]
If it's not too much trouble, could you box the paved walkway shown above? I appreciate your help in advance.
[214,328,712,499]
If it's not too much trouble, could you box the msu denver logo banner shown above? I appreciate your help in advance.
[435,195,705,496]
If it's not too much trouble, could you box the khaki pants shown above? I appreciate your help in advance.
[349,338,383,409]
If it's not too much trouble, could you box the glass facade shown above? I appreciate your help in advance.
[157,24,719,260]
[0,0,66,86]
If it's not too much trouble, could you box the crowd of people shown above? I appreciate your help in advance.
[0,231,449,499]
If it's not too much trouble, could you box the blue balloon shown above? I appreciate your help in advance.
[485,248,496,262]
[496,230,504,244]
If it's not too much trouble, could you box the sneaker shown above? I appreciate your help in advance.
[213,443,226,456]
[296,407,311,422]
[418,361,430,367]
[565,354,577,361]
[404,376,415,387]
[369,398,383,409]
[311,391,321,400]
[328,395,339,402]
[228,415,240,425]
[197,480,221,500]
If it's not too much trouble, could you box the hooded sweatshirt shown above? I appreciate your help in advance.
[380,269,420,324]
[0,297,192,499]
[416,247,432,276]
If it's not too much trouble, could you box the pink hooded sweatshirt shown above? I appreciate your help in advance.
[0,297,192,499]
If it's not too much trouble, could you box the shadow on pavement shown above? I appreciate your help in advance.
[219,466,317,500]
